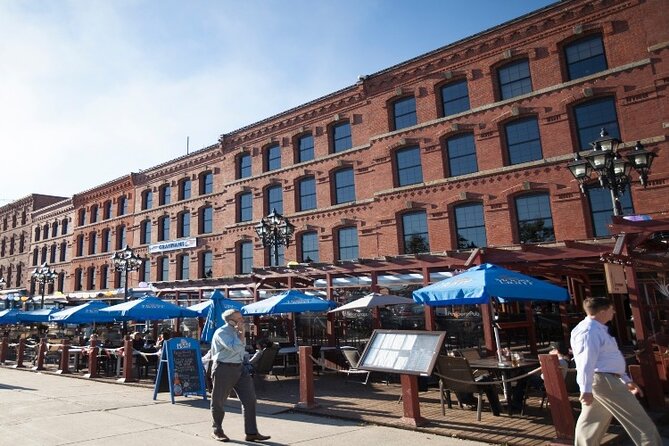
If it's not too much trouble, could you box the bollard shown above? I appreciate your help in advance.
[14,338,26,368]
[118,336,136,383]
[33,338,47,371]
[296,346,318,409]
[0,337,8,364]
[399,374,426,426]
[56,339,71,374]
[84,340,99,379]
[539,354,574,443]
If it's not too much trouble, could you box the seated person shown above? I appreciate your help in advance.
[131,332,144,351]
[454,375,503,416]
[142,335,157,352]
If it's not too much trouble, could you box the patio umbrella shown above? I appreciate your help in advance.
[412,263,569,361]
[100,295,198,321]
[199,290,244,343]
[328,292,415,312]
[17,307,60,323]
[241,290,336,348]
[0,308,21,325]
[49,300,116,324]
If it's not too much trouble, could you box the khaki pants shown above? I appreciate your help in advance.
[210,361,258,435]
[575,372,661,446]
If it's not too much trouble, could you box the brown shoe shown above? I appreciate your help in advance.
[211,429,229,442]
[245,433,271,442]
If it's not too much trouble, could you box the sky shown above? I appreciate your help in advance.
[0,0,555,204]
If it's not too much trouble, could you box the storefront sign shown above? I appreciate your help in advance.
[604,263,628,294]
[149,237,197,254]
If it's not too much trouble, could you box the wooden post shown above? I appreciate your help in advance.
[56,339,71,374]
[480,303,495,356]
[33,338,47,371]
[118,336,136,383]
[14,338,26,368]
[539,354,574,442]
[424,306,437,331]
[85,340,99,379]
[399,374,426,426]
[525,302,538,354]
[296,346,318,409]
[326,273,336,346]
[0,337,7,364]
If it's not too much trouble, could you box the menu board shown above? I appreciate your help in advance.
[358,330,446,376]
[153,337,207,404]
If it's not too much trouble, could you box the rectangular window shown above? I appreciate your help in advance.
[332,122,352,153]
[300,232,319,263]
[201,172,213,194]
[159,218,170,241]
[586,186,634,237]
[101,266,109,289]
[565,34,607,80]
[90,206,98,223]
[239,154,252,179]
[454,203,487,249]
[141,221,152,245]
[396,146,423,186]
[402,211,430,254]
[89,233,97,255]
[515,194,555,243]
[334,168,355,204]
[266,145,281,171]
[118,196,128,216]
[505,117,543,165]
[180,180,191,200]
[201,207,213,234]
[158,257,169,281]
[117,225,127,250]
[298,177,317,211]
[240,241,253,274]
[337,227,359,261]
[142,191,153,210]
[104,201,113,219]
[269,245,285,267]
[441,80,470,116]
[102,230,111,252]
[59,242,67,262]
[239,193,253,222]
[573,97,619,150]
[141,260,151,283]
[179,255,190,280]
[160,186,171,205]
[297,134,314,163]
[179,213,190,238]
[267,185,283,214]
[446,133,478,176]
[393,97,417,130]
[498,59,532,100]
[201,251,213,278]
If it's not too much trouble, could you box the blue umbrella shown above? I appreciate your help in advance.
[241,290,335,348]
[49,300,116,324]
[189,290,244,317]
[100,295,198,321]
[199,290,244,343]
[412,263,569,306]
[0,308,21,325]
[16,307,60,323]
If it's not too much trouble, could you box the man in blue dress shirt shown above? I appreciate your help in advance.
[571,297,660,446]
[209,309,270,442]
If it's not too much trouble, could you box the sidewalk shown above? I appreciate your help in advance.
[0,367,485,446]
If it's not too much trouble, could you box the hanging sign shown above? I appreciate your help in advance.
[604,263,628,294]
[153,337,207,404]
[149,237,197,254]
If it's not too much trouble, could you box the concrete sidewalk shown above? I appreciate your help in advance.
[0,367,486,446]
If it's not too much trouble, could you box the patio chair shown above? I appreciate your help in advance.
[340,346,370,384]
[435,354,498,421]
[253,344,280,382]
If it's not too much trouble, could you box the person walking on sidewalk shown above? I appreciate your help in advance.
[571,297,661,446]
[209,309,271,443]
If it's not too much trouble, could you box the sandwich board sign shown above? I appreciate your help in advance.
[153,337,207,404]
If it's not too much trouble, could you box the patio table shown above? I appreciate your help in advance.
[468,357,539,412]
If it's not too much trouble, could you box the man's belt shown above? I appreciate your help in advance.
[595,371,621,378]
[217,361,242,366]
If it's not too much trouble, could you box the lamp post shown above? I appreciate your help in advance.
[254,209,296,266]
[32,263,58,309]
[111,245,143,335]
[567,128,657,216]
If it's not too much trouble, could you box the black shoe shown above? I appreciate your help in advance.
[211,429,229,442]
[245,433,271,442]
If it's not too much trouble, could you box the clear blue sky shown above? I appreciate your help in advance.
[0,0,555,202]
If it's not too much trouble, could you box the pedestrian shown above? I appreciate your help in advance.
[209,309,270,443]
[571,297,661,446]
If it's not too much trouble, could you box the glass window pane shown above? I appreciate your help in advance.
[505,117,543,164]
[181,180,191,200]
[402,211,430,254]
[446,133,478,176]
[586,186,634,237]
[394,97,417,130]
[266,145,281,171]
[201,251,213,278]
[239,154,252,179]
[239,192,253,222]
[334,168,355,204]
[332,122,352,153]
[298,134,314,163]
[202,172,213,194]
[455,203,487,249]
[574,97,619,150]
[565,34,607,80]
[441,80,470,116]
[202,207,213,233]
[396,146,423,186]
[240,242,253,274]
[299,177,317,211]
[337,227,358,260]
[179,213,190,237]
[267,185,283,214]
[300,232,319,262]
[498,59,532,100]
[180,255,190,280]
[515,194,555,243]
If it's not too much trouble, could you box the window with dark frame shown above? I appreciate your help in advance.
[118,196,128,216]
[454,202,487,249]
[298,177,316,211]
[141,259,151,283]
[200,251,213,278]
[337,226,359,261]
[332,121,352,153]
[395,146,423,186]
[116,225,127,250]
[179,179,192,201]
[445,133,478,176]
[573,97,620,150]
[402,211,430,254]
[498,59,532,100]
[504,117,543,165]
[393,96,417,130]
[239,241,253,274]
[90,205,98,223]
[158,217,170,241]
[441,80,470,116]
[178,254,190,280]
[102,229,111,253]
[158,257,169,281]
[142,191,153,210]
[265,144,281,172]
[160,185,171,206]
[201,172,214,195]
[238,192,253,222]
[515,193,555,243]
[565,34,607,80]
[200,206,213,234]
[238,153,252,179]
[297,134,314,163]
[89,232,97,255]
[586,185,634,237]
[178,212,190,238]
[141,220,152,245]
[334,167,355,204]
[300,231,319,263]
[266,185,283,214]
[103,200,113,219]
[59,242,67,262]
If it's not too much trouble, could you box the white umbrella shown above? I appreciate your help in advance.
[329,292,414,313]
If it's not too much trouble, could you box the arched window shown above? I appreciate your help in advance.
[264,144,281,172]
[238,241,253,274]
[116,225,127,250]
[101,228,111,252]
[159,184,171,206]
[90,204,99,223]
[103,200,113,219]
[157,257,169,281]
[296,133,314,163]
[445,133,478,177]
[141,190,153,210]
[237,192,253,223]
[117,195,128,216]
[333,167,355,205]
[504,117,543,165]
[34,226,41,242]
[440,79,470,117]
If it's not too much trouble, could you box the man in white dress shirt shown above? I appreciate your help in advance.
[571,297,660,446]
[209,309,270,443]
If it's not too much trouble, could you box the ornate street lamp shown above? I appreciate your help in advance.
[254,209,295,267]
[32,263,58,309]
[567,128,657,216]
[111,245,143,334]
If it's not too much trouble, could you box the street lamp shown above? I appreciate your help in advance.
[254,209,295,266]
[567,128,657,216]
[111,245,143,334]
[32,263,58,309]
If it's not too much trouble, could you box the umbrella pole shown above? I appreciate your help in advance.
[293,314,298,349]
[492,301,511,402]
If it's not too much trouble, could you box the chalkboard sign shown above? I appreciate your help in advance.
[153,337,207,404]
[358,329,446,376]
